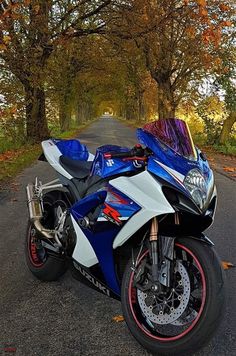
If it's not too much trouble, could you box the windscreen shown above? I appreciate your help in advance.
[141,118,197,160]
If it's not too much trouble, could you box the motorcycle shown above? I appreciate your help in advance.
[25,118,225,355]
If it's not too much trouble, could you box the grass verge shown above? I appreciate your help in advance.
[0,144,41,182]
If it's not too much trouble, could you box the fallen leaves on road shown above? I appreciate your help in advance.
[10,182,20,191]
[221,261,235,270]
[223,167,235,173]
[10,198,18,202]
[112,315,124,322]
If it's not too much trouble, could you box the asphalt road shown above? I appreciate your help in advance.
[0,118,235,356]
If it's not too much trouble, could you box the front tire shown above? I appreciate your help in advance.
[121,238,225,355]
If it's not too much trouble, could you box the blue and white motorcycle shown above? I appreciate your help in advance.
[25,118,225,355]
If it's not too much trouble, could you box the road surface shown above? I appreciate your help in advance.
[0,118,235,356]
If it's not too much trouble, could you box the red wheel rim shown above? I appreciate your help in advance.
[128,243,207,341]
[28,226,45,268]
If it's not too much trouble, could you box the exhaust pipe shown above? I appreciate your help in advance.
[26,183,54,239]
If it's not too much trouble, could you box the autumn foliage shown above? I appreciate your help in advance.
[0,0,235,145]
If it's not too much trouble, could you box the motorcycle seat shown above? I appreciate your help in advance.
[59,155,93,179]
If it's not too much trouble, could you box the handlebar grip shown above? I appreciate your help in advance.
[103,146,149,159]
[104,151,133,159]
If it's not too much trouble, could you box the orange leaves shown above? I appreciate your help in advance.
[112,315,124,322]
[0,35,11,52]
[0,43,7,51]
[223,66,230,74]
[202,29,212,45]
[9,106,17,115]
[211,28,222,47]
[199,6,208,17]
[196,0,207,6]
[2,2,20,17]
[202,52,213,68]
[201,53,222,70]
[0,1,22,23]
[221,261,234,270]
[202,26,221,47]
[33,5,40,14]
[186,26,196,39]
[220,21,233,27]
[223,167,235,173]
[0,150,21,163]
[196,0,208,17]
[214,57,222,67]
[219,4,230,12]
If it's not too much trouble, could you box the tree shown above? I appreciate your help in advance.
[0,0,113,141]
[0,67,25,142]
[217,49,236,144]
[118,0,234,118]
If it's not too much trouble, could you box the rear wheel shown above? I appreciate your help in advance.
[121,238,225,355]
[25,191,68,281]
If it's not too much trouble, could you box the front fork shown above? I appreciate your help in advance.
[149,215,178,288]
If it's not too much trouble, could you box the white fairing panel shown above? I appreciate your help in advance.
[110,171,175,249]
[42,140,73,179]
[88,153,95,161]
[71,215,98,267]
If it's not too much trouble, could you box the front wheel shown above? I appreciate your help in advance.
[121,238,225,355]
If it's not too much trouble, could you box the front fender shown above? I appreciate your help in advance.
[179,233,214,246]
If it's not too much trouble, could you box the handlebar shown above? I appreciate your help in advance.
[104,145,152,160]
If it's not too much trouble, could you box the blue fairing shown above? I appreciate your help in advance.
[70,191,107,220]
[79,225,121,295]
[90,145,144,178]
[137,129,212,192]
[100,185,141,219]
[70,186,140,295]
[53,139,89,160]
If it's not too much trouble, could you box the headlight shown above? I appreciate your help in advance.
[184,169,207,209]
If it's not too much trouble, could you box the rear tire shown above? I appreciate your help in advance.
[25,191,69,281]
[25,220,67,281]
[121,238,225,355]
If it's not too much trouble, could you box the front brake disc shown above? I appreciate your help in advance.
[137,260,191,325]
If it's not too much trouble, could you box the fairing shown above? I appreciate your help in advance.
[90,145,144,178]
[141,118,197,160]
[71,185,140,295]
[53,139,89,160]
[137,119,214,209]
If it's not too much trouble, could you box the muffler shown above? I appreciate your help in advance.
[26,183,54,239]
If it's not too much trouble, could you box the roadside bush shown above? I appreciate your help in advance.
[213,139,236,156]
[0,112,26,153]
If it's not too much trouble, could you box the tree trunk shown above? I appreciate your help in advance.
[157,81,176,118]
[77,102,85,123]
[138,89,145,122]
[59,79,74,132]
[153,73,176,118]
[219,112,236,144]
[59,99,72,132]
[25,83,49,142]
